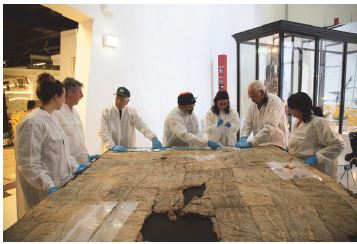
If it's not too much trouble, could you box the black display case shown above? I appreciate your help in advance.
[233,20,357,133]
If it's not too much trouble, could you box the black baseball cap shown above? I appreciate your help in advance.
[114,87,130,97]
[178,92,196,105]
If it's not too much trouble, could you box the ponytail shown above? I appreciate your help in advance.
[312,106,323,117]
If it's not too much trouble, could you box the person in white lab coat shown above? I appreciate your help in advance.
[163,92,221,149]
[287,92,345,178]
[15,73,87,219]
[204,90,240,146]
[235,80,288,149]
[98,86,164,153]
[53,77,99,163]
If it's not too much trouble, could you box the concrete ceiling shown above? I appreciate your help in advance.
[3,4,78,68]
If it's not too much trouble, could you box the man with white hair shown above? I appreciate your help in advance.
[235,80,288,149]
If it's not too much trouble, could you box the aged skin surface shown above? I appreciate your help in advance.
[4,146,357,241]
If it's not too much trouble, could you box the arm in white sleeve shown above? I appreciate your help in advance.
[133,109,156,140]
[16,122,55,191]
[250,100,284,146]
[70,155,79,172]
[229,110,240,134]
[98,109,115,150]
[241,106,253,138]
[313,119,345,165]
[63,132,80,169]
[193,113,202,137]
[167,116,207,147]
[204,111,219,138]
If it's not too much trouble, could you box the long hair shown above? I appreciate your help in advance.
[287,92,323,123]
[211,90,230,115]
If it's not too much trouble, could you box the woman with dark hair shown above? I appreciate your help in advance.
[287,92,345,178]
[204,90,240,146]
[15,73,86,219]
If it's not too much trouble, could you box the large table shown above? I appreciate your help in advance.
[4,146,357,241]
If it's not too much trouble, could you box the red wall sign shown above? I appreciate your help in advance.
[218,54,227,91]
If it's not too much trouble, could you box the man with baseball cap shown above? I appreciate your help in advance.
[163,92,221,150]
[99,86,164,152]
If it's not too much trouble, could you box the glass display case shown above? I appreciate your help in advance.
[233,20,357,133]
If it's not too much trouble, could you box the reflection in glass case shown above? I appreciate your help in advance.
[233,20,357,133]
[3,76,32,114]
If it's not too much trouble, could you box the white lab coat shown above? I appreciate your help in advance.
[241,92,289,148]
[163,106,207,147]
[15,108,78,219]
[289,115,345,178]
[53,103,88,163]
[98,105,156,152]
[204,109,240,146]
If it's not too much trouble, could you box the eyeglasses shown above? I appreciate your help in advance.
[185,104,195,109]
[71,89,83,95]
[117,96,129,102]
[249,90,261,100]
[217,101,229,106]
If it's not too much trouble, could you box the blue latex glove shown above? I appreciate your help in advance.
[152,137,165,151]
[224,122,231,128]
[88,154,100,162]
[75,163,89,175]
[207,140,221,150]
[111,145,128,152]
[217,118,224,127]
[235,138,251,149]
[240,136,248,142]
[48,186,57,195]
[304,155,318,166]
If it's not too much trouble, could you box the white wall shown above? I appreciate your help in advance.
[287,4,357,27]
[71,4,287,154]
[73,20,94,137]
[59,29,77,81]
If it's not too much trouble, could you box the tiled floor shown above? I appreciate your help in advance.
[3,147,17,231]
[3,189,17,230]
[2,146,357,232]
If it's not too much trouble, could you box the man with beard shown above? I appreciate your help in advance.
[163,92,221,150]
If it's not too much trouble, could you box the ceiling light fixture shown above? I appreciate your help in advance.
[103,34,119,48]
[33,62,46,66]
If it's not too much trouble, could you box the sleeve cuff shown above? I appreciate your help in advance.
[45,182,55,191]
[249,139,256,146]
